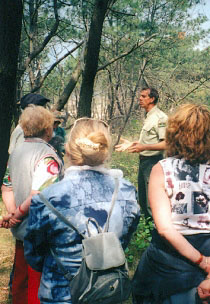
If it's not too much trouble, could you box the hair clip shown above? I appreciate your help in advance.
[76,138,100,151]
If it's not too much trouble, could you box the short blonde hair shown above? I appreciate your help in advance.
[19,105,54,137]
[66,118,112,166]
[166,103,210,163]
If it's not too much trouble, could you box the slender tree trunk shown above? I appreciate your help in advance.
[56,61,81,111]
[107,70,115,120]
[114,60,148,146]
[77,0,111,118]
[0,1,23,185]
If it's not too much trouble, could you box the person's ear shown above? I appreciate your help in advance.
[149,97,155,105]
[45,126,53,140]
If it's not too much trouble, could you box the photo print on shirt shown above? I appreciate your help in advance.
[193,191,209,214]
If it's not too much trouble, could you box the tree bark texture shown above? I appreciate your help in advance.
[77,0,111,117]
[56,61,82,111]
[0,0,23,185]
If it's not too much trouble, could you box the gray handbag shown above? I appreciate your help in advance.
[39,178,131,304]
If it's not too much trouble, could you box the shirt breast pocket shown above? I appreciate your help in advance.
[141,125,158,143]
[142,125,156,136]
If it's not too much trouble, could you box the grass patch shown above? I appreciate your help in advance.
[111,151,139,187]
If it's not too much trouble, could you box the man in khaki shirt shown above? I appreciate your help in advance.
[116,87,167,218]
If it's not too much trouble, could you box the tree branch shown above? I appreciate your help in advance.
[108,7,136,17]
[97,34,156,71]
[114,59,148,146]
[55,61,82,111]
[22,0,60,75]
[31,41,84,93]
[177,77,210,103]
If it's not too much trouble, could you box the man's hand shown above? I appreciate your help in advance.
[115,138,133,152]
[198,279,210,304]
[115,139,145,153]
[127,142,144,153]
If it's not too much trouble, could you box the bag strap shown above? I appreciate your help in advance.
[104,177,119,232]
[86,177,119,236]
[38,192,86,239]
[39,177,119,236]
[86,217,103,237]
[50,248,73,281]
[39,177,120,281]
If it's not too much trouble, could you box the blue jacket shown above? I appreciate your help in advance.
[24,166,140,304]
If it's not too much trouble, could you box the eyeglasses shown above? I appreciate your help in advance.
[72,117,109,129]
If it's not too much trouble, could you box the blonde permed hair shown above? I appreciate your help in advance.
[66,118,112,166]
[19,105,54,138]
[166,104,210,164]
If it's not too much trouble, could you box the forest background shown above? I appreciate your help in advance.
[0,0,210,302]
[0,0,210,184]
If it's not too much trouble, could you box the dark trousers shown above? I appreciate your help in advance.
[138,154,163,219]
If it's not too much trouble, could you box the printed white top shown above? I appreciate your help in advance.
[160,157,210,235]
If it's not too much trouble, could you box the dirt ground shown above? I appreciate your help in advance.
[0,200,14,304]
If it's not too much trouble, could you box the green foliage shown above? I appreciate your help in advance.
[17,0,210,118]
[125,217,153,266]
[112,149,154,268]
[111,130,154,269]
[98,0,210,121]
[111,150,139,186]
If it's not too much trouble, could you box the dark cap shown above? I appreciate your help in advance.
[20,93,50,110]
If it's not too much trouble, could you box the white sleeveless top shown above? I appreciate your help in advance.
[160,157,210,235]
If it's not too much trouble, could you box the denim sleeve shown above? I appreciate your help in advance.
[120,183,140,249]
[24,195,49,272]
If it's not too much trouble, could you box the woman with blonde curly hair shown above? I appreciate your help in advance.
[133,104,210,304]
[1,105,63,304]
[23,117,140,304]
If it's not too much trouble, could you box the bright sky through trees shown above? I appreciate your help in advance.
[191,1,210,49]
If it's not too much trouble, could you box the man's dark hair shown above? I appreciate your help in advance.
[142,87,159,104]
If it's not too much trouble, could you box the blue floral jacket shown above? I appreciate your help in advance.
[24,166,140,304]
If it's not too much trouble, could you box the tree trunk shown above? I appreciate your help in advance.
[77,0,111,118]
[0,1,23,186]
[56,61,82,111]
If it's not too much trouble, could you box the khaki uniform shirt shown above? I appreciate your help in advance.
[139,105,167,157]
